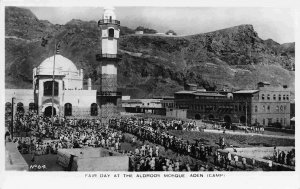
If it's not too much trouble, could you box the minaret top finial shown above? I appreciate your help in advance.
[103,6,116,20]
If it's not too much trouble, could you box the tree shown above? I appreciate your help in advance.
[135,26,145,31]
[135,26,157,34]
[165,30,177,36]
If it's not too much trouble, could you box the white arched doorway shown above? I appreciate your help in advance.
[42,103,59,117]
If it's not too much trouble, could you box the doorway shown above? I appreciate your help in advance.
[44,106,56,117]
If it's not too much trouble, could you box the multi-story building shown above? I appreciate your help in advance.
[172,82,291,128]
[161,96,175,109]
[122,98,165,115]
[251,82,290,128]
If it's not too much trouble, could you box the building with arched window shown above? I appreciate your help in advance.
[5,55,98,118]
[5,7,122,120]
[90,103,98,116]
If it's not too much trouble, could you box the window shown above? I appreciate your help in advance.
[267,105,270,112]
[284,118,286,125]
[90,103,98,116]
[262,105,265,111]
[280,118,283,124]
[278,94,281,101]
[17,102,24,113]
[283,95,286,100]
[262,94,265,100]
[273,94,276,100]
[286,95,289,100]
[280,105,283,112]
[5,102,12,114]
[29,103,36,111]
[267,94,270,100]
[263,118,265,125]
[44,81,59,96]
[284,105,286,110]
[268,118,272,124]
[276,106,279,112]
[64,103,72,116]
[276,118,279,123]
[108,28,114,38]
[255,105,258,112]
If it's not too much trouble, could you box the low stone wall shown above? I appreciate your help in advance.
[5,142,28,171]
[57,147,129,171]
[75,156,129,171]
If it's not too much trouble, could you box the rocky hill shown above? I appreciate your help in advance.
[5,7,295,99]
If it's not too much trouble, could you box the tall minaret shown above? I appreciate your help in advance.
[96,6,122,121]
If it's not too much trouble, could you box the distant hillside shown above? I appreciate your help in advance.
[5,7,295,99]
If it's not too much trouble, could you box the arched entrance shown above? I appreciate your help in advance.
[64,103,72,116]
[17,102,24,113]
[90,103,98,116]
[44,106,56,117]
[5,102,12,113]
[29,102,36,111]
[195,114,201,120]
[224,115,231,124]
[240,116,246,124]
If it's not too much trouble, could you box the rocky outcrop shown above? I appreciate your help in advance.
[5,7,295,98]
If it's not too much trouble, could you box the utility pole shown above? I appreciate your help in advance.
[11,97,15,140]
[51,40,57,128]
[245,101,247,127]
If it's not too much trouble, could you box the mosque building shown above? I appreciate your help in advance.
[5,54,98,118]
[5,7,121,119]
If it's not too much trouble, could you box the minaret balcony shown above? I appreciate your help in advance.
[98,19,120,26]
[96,53,122,61]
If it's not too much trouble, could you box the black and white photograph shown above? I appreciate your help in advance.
[1,0,299,188]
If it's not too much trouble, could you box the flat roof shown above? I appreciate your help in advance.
[233,90,259,94]
[258,81,271,85]
[194,92,225,97]
[122,100,142,103]
[175,90,196,94]
[175,90,226,97]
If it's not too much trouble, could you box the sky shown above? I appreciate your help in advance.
[26,7,295,43]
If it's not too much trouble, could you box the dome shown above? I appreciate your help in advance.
[36,55,79,76]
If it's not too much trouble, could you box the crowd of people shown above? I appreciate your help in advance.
[7,112,217,171]
[204,120,265,134]
[273,147,295,166]
[5,111,294,171]
[109,117,220,159]
[108,117,245,171]
[10,111,125,157]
